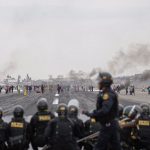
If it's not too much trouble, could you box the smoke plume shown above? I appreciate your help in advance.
[68,70,88,79]
[0,61,17,79]
[140,70,150,81]
[89,68,102,77]
[124,78,131,87]
[0,52,17,79]
[108,44,150,75]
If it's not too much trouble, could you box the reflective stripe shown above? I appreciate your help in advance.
[138,120,150,126]
[39,115,51,121]
[11,122,24,128]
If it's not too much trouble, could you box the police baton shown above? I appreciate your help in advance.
[77,131,99,143]
[41,145,50,150]
[81,146,85,150]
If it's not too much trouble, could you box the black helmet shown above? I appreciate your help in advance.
[123,105,141,119]
[128,105,141,119]
[57,103,68,117]
[13,105,24,118]
[118,104,124,117]
[0,107,3,119]
[123,106,132,117]
[37,98,48,111]
[68,105,78,118]
[98,72,113,88]
[140,103,150,116]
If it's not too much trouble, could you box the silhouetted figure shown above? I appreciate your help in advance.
[11,86,14,93]
[41,85,44,94]
[28,86,32,94]
[126,87,128,95]
[0,86,2,93]
[147,86,150,95]
[57,84,61,94]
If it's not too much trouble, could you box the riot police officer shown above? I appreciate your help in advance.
[135,103,150,149]
[68,99,84,138]
[8,105,30,150]
[0,107,8,150]
[119,105,141,149]
[84,116,101,136]
[84,115,101,150]
[140,103,150,117]
[30,98,55,150]
[83,72,121,150]
[44,103,81,150]
[68,99,85,149]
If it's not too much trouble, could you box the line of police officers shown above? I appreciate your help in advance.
[118,103,150,150]
[0,72,150,150]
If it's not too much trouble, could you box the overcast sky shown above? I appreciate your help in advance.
[0,0,150,79]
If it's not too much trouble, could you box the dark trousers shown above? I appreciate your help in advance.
[9,144,28,150]
[94,121,121,150]
[0,143,8,150]
[52,141,79,150]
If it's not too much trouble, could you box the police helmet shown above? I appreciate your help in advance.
[123,105,132,117]
[57,103,68,117]
[68,99,79,118]
[118,104,124,117]
[37,98,48,111]
[98,72,113,88]
[128,105,141,119]
[123,105,141,119]
[68,105,78,118]
[140,103,150,115]
[0,107,3,119]
[13,105,24,118]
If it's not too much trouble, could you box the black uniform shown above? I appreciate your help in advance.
[0,119,8,150]
[57,85,61,94]
[7,118,30,150]
[30,111,55,150]
[69,117,84,139]
[44,117,81,150]
[91,89,121,150]
[69,116,84,149]
[41,85,45,94]
[85,118,101,136]
[136,114,150,149]
[84,118,101,150]
[119,116,134,149]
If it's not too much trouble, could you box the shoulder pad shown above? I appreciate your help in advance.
[103,93,109,101]
[91,118,96,123]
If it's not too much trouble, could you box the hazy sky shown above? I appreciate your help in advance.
[0,0,150,79]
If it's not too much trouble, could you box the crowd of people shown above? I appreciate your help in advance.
[125,85,135,95]
[0,85,14,94]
